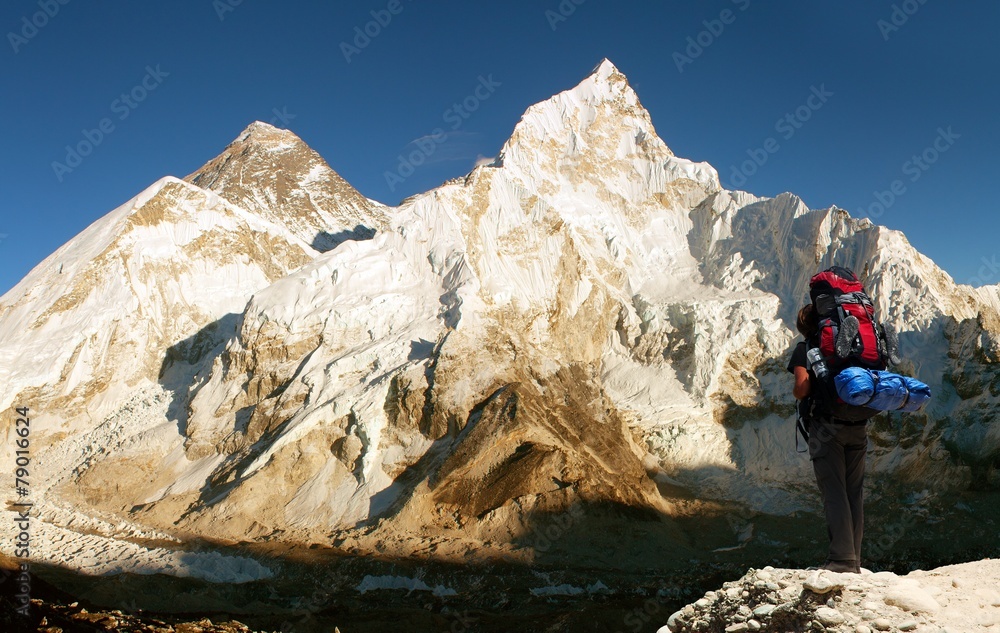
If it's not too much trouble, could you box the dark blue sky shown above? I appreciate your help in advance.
[2,1,997,296]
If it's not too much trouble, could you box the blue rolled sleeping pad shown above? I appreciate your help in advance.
[834,366,931,412]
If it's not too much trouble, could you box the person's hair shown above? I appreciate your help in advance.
[796,304,818,338]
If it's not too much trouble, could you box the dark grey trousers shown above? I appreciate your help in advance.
[807,419,867,565]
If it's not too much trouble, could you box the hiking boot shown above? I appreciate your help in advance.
[821,560,858,573]
[836,315,860,358]
[883,321,901,365]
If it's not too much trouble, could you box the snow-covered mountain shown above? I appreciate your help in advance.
[1,60,997,582]
[0,176,316,427]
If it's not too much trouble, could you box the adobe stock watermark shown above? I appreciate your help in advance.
[866,477,948,564]
[277,586,332,632]
[856,126,959,221]
[213,0,245,22]
[725,84,833,190]
[614,583,686,633]
[383,74,501,192]
[267,106,295,129]
[51,65,170,182]
[878,0,930,41]
[444,609,479,633]
[12,404,32,620]
[896,320,941,361]
[341,0,412,64]
[966,255,1000,287]
[608,486,774,633]
[531,503,585,553]
[7,0,71,54]
[545,0,586,32]
[673,0,751,73]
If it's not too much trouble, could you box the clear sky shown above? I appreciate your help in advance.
[1,1,997,297]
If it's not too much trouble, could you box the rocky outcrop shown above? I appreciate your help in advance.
[663,561,1000,633]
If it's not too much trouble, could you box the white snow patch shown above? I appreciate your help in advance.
[355,575,457,597]
[529,581,611,597]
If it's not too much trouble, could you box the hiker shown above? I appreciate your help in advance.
[788,303,867,573]
[789,266,928,573]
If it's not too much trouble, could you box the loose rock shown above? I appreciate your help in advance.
[815,606,846,626]
[884,582,941,614]
[666,610,685,632]
[804,571,846,594]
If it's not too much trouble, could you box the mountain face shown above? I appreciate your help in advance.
[0,176,316,426]
[2,60,998,584]
[186,122,389,252]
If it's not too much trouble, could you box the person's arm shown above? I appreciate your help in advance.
[793,366,811,400]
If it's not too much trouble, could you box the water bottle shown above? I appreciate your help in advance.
[806,348,829,380]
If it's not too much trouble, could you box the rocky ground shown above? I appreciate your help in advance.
[3,602,275,633]
[662,560,1000,633]
[0,569,281,633]
[5,560,1000,632]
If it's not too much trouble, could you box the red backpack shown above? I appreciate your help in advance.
[809,266,888,372]
[796,267,901,438]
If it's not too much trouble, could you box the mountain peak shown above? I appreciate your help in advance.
[186,123,388,251]
[244,120,280,132]
[237,120,300,145]
[495,59,718,198]
[590,57,621,80]
[567,57,633,107]
[496,60,646,164]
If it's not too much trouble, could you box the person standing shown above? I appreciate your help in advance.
[788,303,867,574]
